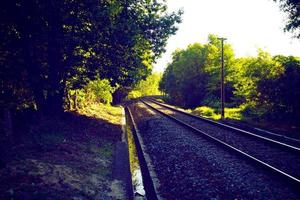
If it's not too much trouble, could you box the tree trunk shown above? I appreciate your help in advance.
[45,1,64,115]
[66,91,72,110]
[3,108,13,143]
[45,91,64,115]
[74,90,78,110]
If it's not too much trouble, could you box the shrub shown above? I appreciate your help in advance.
[224,107,242,120]
[86,79,115,105]
[126,90,142,99]
[193,106,216,117]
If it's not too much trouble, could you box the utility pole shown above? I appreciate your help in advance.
[218,37,226,120]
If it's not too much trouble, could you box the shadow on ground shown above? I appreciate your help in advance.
[0,109,126,200]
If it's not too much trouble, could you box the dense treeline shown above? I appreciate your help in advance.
[0,0,182,141]
[0,0,181,114]
[160,34,300,123]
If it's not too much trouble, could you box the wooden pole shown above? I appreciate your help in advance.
[218,37,227,120]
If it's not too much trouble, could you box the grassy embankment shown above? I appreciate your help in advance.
[0,103,126,199]
[191,106,242,121]
[191,105,300,135]
[156,97,300,137]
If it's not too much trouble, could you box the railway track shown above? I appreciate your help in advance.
[126,100,300,199]
[146,97,300,149]
[125,107,161,200]
[141,98,300,185]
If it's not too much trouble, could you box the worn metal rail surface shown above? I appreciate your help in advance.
[141,99,300,187]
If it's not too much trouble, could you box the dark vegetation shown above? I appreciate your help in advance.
[0,1,181,197]
[0,0,181,142]
[275,0,300,38]
[0,0,299,197]
[159,35,300,125]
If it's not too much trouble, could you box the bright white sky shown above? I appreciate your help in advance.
[153,0,300,72]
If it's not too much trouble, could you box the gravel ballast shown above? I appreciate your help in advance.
[129,101,299,200]
[146,101,300,179]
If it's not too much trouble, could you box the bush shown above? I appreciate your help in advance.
[193,106,216,118]
[127,73,162,99]
[67,78,116,110]
[224,107,243,120]
[192,105,243,120]
[126,90,142,99]
[241,103,268,121]
[86,79,115,105]
[202,95,220,109]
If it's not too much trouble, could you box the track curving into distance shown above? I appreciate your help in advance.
[141,98,300,186]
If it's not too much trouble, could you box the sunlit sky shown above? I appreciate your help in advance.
[153,0,300,72]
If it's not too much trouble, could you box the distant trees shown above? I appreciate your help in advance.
[160,34,235,108]
[0,0,182,115]
[127,73,162,99]
[160,35,300,122]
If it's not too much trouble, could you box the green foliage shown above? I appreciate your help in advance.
[0,0,182,115]
[192,106,243,121]
[224,107,243,120]
[160,34,300,123]
[256,56,300,122]
[127,91,142,99]
[127,73,162,99]
[68,78,115,109]
[230,49,284,104]
[85,79,115,105]
[193,106,216,118]
[274,0,300,38]
[160,34,235,108]
[228,51,300,123]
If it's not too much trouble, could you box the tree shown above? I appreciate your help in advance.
[230,50,284,105]
[256,56,300,122]
[67,78,115,110]
[274,0,300,38]
[0,0,182,115]
[160,34,235,108]
[127,72,162,99]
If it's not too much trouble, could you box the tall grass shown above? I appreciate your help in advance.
[192,106,243,120]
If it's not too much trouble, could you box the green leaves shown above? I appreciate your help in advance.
[127,72,162,99]
[161,35,300,123]
[274,0,300,38]
[0,0,182,113]
[160,34,235,108]
[231,50,284,103]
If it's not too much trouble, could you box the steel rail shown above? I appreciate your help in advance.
[145,98,300,152]
[125,107,160,200]
[141,100,300,186]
